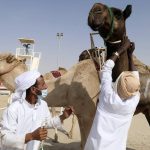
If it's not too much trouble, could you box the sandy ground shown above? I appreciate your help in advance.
[0,95,150,150]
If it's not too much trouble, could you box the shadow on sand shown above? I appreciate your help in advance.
[43,138,136,150]
[43,138,80,150]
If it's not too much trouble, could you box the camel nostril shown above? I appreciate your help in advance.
[95,10,102,14]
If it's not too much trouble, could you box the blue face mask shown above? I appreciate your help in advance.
[37,89,48,99]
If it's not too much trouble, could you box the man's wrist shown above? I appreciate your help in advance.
[25,133,33,143]
[113,52,120,58]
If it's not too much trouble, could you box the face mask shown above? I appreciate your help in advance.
[37,89,48,99]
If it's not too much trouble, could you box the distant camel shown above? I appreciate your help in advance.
[0,53,27,91]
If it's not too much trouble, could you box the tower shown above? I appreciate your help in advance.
[16,38,41,71]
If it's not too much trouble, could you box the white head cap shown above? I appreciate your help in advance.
[12,70,41,102]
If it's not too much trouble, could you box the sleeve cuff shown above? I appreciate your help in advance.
[105,59,115,69]
[15,134,25,149]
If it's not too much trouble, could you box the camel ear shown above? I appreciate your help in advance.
[123,5,132,20]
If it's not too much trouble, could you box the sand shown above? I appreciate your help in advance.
[0,95,150,150]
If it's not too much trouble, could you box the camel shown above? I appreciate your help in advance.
[0,53,27,91]
[0,4,149,149]
[44,60,99,149]
[44,67,76,141]
[88,2,150,125]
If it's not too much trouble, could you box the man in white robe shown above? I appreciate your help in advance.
[0,70,73,150]
[84,39,140,150]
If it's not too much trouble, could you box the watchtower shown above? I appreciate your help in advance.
[16,38,41,71]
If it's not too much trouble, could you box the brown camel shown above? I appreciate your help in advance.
[88,2,150,125]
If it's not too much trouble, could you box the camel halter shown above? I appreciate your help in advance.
[86,48,106,85]
[104,6,115,41]
[89,5,123,44]
[89,5,115,41]
[86,48,106,71]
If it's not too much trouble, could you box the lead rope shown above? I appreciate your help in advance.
[39,118,48,150]
[86,48,107,100]
[86,49,102,82]
[86,49,106,99]
[87,50,99,83]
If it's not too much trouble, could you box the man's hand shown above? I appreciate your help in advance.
[127,42,135,56]
[127,42,136,71]
[60,106,74,122]
[117,37,131,55]
[109,37,132,63]
[31,127,47,141]
[25,127,47,143]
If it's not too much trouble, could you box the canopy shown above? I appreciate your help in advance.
[18,38,35,44]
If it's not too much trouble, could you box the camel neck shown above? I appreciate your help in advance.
[106,42,129,82]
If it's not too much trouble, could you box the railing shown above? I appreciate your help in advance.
[16,48,41,58]
[16,48,41,71]
[16,48,34,57]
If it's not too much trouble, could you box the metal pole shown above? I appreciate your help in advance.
[90,32,99,49]
[56,33,63,68]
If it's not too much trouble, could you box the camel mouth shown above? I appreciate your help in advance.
[90,25,99,31]
[88,13,105,31]
[89,20,104,31]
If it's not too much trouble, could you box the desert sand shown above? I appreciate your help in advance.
[0,95,150,150]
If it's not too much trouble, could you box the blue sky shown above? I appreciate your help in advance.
[0,0,149,73]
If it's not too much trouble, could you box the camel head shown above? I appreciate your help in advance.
[0,53,27,92]
[88,3,132,42]
[88,3,132,81]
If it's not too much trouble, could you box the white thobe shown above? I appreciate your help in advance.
[0,99,62,150]
[84,60,140,150]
